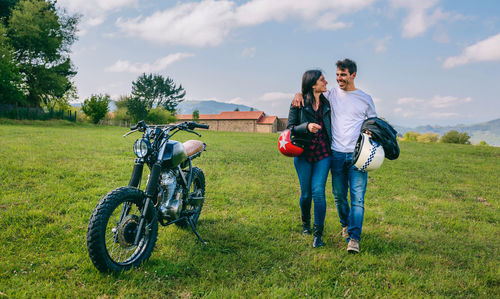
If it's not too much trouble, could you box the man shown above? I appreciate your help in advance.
[293,58,377,253]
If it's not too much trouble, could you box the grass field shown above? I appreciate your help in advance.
[0,120,498,298]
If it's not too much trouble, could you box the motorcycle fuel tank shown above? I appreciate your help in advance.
[160,140,188,168]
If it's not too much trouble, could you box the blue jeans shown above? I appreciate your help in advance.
[330,151,368,242]
[293,156,331,227]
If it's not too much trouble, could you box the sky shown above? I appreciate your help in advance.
[57,0,500,127]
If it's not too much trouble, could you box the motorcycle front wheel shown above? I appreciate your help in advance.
[87,187,158,272]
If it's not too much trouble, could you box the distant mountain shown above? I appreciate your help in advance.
[176,100,256,115]
[394,118,500,146]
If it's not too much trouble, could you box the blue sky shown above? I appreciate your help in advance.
[59,0,500,127]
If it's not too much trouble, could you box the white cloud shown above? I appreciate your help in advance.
[375,35,392,53]
[429,95,472,108]
[58,0,137,14]
[433,30,450,44]
[393,95,473,120]
[57,0,137,33]
[208,91,295,116]
[443,33,500,68]
[116,0,375,47]
[105,53,195,73]
[397,97,424,105]
[116,0,236,47]
[241,47,256,58]
[259,92,295,108]
[389,0,464,38]
[428,112,459,118]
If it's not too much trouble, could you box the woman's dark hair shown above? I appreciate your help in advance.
[301,70,322,107]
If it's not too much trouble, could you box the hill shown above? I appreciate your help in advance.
[394,118,500,146]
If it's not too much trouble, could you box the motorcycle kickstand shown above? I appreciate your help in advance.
[187,217,208,245]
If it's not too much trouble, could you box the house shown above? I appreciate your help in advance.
[176,111,279,133]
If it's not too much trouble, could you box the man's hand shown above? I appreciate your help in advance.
[308,123,321,133]
[292,93,304,108]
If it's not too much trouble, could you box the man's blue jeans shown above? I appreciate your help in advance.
[330,150,368,242]
[293,156,331,227]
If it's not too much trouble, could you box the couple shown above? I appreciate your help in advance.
[287,58,376,253]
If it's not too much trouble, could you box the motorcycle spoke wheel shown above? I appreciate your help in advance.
[87,187,158,272]
[176,167,205,227]
[106,204,143,264]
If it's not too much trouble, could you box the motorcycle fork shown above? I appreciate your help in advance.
[134,162,161,246]
[116,161,145,225]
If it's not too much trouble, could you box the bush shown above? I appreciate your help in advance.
[145,108,176,124]
[417,133,438,143]
[82,94,110,124]
[402,131,420,142]
[440,130,471,144]
[477,141,489,146]
[113,107,132,123]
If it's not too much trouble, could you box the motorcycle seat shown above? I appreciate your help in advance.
[183,140,204,157]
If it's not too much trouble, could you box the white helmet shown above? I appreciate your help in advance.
[352,133,385,172]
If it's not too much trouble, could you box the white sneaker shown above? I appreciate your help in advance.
[347,239,360,253]
[342,227,349,239]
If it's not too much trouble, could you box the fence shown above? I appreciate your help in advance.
[98,119,132,127]
[0,105,77,122]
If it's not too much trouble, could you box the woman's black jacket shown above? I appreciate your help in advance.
[286,95,332,146]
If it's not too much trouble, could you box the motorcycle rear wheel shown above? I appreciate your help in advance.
[176,167,205,228]
[87,187,158,272]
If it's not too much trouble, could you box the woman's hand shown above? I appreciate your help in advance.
[307,123,321,133]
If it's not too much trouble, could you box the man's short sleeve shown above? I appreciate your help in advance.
[366,95,377,118]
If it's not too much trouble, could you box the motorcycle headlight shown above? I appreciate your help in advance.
[133,138,151,158]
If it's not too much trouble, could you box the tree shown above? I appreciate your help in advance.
[7,0,78,108]
[125,96,149,123]
[0,0,18,23]
[402,131,420,142]
[43,83,77,111]
[0,22,24,105]
[192,109,200,122]
[82,94,110,124]
[234,107,239,111]
[416,133,438,143]
[131,73,185,114]
[440,130,471,144]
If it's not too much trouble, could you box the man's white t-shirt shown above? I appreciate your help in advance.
[324,87,377,153]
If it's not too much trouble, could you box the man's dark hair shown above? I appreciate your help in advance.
[336,58,357,74]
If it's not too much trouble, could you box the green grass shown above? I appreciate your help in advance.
[0,121,498,298]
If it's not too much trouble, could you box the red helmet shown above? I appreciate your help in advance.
[278,129,304,157]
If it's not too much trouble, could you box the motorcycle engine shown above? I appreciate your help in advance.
[158,170,183,220]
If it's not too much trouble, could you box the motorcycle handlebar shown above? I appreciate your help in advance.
[191,123,209,129]
[130,120,147,131]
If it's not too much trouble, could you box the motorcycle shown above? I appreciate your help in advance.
[86,120,209,272]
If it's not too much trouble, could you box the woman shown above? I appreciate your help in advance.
[287,70,332,248]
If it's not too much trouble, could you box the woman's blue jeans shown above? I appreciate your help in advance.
[293,155,331,227]
[330,150,368,242]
